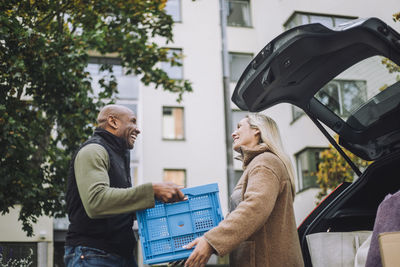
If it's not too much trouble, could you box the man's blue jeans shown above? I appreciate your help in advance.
[64,246,138,267]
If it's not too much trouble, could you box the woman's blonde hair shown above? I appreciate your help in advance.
[247,113,296,198]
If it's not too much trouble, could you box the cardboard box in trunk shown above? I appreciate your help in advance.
[379,231,400,267]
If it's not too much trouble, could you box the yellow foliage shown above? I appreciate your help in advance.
[158,0,168,10]
[394,12,400,22]
[315,135,371,202]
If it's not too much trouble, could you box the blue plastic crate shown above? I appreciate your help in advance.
[137,183,223,265]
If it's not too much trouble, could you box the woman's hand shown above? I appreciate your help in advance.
[184,237,214,267]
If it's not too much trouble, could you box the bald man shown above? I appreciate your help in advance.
[65,105,184,267]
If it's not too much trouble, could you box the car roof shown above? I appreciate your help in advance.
[232,17,400,161]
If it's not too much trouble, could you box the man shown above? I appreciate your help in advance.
[65,104,184,266]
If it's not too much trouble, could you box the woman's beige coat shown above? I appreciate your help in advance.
[204,144,304,267]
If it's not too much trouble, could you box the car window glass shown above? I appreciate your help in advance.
[314,55,400,126]
[315,82,340,115]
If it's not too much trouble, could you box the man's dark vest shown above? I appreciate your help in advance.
[65,128,135,258]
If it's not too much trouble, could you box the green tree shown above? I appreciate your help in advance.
[0,0,192,236]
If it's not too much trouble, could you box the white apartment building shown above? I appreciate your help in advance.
[1,0,399,266]
[142,0,400,226]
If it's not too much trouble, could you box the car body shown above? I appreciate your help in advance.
[231,17,400,266]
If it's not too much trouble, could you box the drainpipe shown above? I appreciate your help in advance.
[219,0,235,196]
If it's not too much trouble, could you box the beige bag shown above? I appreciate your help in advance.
[306,231,372,267]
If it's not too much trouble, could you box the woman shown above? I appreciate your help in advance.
[184,113,304,267]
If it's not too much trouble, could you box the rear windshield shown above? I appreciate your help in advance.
[314,55,400,129]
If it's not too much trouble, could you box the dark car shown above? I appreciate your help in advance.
[231,17,400,266]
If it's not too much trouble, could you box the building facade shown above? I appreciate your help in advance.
[146,0,400,226]
[1,0,399,266]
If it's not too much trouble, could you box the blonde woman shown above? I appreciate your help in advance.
[184,113,304,267]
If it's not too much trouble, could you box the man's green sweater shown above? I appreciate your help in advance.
[74,143,155,218]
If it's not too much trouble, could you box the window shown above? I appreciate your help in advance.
[284,11,356,30]
[163,107,184,140]
[295,148,326,191]
[116,77,139,100]
[87,57,139,99]
[163,169,186,186]
[164,0,181,22]
[161,48,183,80]
[291,80,367,121]
[229,53,253,82]
[88,57,123,76]
[227,0,252,27]
[315,80,367,117]
[0,242,37,266]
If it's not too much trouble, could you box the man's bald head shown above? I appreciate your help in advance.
[97,104,140,149]
[97,105,133,129]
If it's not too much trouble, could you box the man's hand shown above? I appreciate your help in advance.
[152,182,185,203]
[184,237,213,267]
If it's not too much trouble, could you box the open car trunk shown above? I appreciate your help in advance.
[298,150,400,266]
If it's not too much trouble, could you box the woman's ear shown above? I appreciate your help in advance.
[254,129,262,143]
